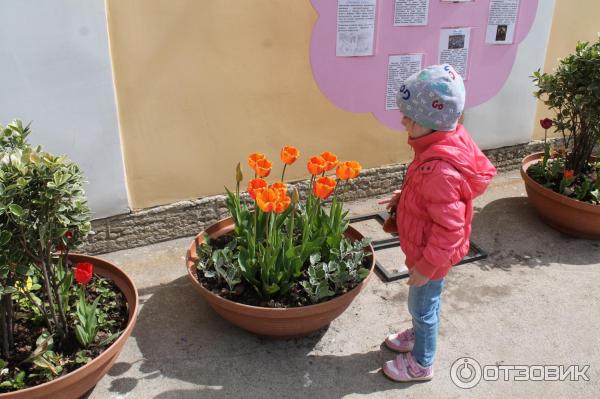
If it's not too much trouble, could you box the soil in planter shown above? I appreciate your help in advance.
[527,158,600,205]
[0,276,129,393]
[195,234,370,308]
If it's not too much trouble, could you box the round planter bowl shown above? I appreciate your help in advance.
[521,152,600,239]
[186,217,375,337]
[2,255,139,399]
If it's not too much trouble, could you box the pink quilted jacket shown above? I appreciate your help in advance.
[396,124,496,280]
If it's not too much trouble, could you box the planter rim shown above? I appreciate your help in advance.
[1,254,139,398]
[186,218,375,315]
[521,152,600,213]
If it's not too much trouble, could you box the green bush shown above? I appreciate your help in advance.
[530,38,600,203]
[0,120,91,355]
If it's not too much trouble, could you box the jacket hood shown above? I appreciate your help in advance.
[408,125,497,197]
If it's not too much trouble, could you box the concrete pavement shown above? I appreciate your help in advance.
[86,170,600,399]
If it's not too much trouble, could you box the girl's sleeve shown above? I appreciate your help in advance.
[413,171,466,279]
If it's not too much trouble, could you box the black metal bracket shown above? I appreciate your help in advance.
[349,212,487,282]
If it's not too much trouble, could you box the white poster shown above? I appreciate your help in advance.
[394,0,429,26]
[438,27,471,79]
[386,54,423,110]
[486,0,520,44]
[336,0,377,57]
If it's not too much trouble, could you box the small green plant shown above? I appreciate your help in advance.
[301,238,371,304]
[74,289,101,348]
[23,333,65,378]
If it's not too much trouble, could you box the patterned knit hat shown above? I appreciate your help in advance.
[396,64,465,132]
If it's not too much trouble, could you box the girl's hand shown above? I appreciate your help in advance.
[378,190,402,210]
[407,270,430,287]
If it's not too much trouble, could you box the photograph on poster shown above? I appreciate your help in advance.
[448,34,465,49]
[439,27,471,79]
[495,24,508,41]
[485,0,520,44]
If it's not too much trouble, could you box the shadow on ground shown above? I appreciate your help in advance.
[104,277,412,399]
[471,197,599,270]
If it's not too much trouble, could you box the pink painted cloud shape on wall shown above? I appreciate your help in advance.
[309,0,538,130]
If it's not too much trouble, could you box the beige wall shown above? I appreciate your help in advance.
[106,0,409,209]
[533,0,600,141]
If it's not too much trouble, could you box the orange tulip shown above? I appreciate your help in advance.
[336,161,362,180]
[564,169,575,179]
[270,182,288,197]
[321,151,338,172]
[313,176,337,200]
[247,178,268,199]
[248,152,265,170]
[280,146,300,165]
[254,158,272,178]
[256,188,279,213]
[307,156,326,176]
[274,194,291,213]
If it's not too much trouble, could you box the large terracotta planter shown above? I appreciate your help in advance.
[186,217,375,337]
[2,255,139,399]
[521,152,600,239]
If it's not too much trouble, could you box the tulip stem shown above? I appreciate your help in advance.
[288,204,295,248]
[281,164,287,183]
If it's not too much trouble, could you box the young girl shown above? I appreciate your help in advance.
[380,64,496,382]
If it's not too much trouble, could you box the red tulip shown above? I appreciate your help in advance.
[313,176,337,200]
[280,146,300,165]
[540,118,553,130]
[247,178,268,200]
[320,151,338,172]
[74,262,93,285]
[307,156,326,176]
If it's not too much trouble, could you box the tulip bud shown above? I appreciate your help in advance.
[236,162,243,183]
[292,188,300,205]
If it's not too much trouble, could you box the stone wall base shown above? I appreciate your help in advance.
[82,140,547,254]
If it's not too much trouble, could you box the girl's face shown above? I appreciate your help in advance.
[402,116,433,138]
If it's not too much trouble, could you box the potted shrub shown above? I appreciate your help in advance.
[523,39,600,239]
[0,120,139,398]
[186,147,375,337]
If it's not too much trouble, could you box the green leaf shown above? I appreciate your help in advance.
[98,330,123,347]
[263,283,280,294]
[0,231,10,246]
[309,253,321,265]
[8,204,24,217]
[75,325,89,346]
[357,268,370,280]
[15,371,26,384]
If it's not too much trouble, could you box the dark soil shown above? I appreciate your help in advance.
[195,234,369,308]
[1,276,129,392]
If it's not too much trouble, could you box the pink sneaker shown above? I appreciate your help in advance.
[382,352,434,382]
[384,328,415,352]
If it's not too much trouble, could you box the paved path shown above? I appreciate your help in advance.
[87,170,600,399]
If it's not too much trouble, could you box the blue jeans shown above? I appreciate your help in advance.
[408,277,445,368]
